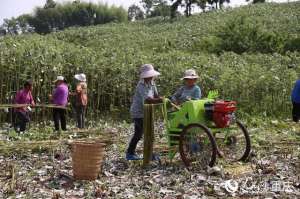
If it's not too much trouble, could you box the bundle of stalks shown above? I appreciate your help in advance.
[143,104,155,167]
[0,140,62,154]
[0,132,114,155]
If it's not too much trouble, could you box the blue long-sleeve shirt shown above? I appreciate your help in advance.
[130,80,158,118]
[171,85,201,104]
[291,80,300,103]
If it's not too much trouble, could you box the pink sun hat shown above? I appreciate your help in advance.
[140,64,160,79]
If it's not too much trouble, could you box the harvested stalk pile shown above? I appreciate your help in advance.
[143,104,155,167]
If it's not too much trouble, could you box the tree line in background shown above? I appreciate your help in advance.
[0,0,127,35]
[0,0,266,35]
[128,0,266,20]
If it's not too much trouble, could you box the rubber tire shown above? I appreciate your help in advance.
[235,120,251,161]
[179,123,218,168]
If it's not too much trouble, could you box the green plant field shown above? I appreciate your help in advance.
[0,2,299,121]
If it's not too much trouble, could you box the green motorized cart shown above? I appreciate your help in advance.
[151,91,251,170]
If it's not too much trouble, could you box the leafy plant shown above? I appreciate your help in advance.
[0,2,299,121]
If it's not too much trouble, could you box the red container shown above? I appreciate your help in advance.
[213,100,236,128]
[214,100,237,112]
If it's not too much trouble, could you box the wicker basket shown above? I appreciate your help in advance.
[71,140,106,180]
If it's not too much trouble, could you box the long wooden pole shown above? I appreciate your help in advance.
[0,104,68,109]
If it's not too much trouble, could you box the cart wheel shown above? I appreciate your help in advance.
[179,123,217,170]
[217,120,251,162]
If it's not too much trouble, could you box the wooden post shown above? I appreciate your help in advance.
[143,104,155,167]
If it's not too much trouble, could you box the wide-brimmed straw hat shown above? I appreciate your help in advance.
[140,64,160,79]
[74,73,86,82]
[53,75,65,83]
[181,69,199,80]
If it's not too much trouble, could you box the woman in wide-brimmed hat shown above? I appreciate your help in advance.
[126,64,162,160]
[74,73,88,129]
[171,69,201,105]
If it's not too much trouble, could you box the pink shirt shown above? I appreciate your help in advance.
[14,89,35,112]
[52,83,69,106]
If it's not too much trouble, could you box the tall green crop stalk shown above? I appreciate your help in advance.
[0,2,300,122]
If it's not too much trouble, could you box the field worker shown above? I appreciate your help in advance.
[126,64,162,160]
[50,76,69,131]
[74,73,88,129]
[171,69,201,105]
[14,80,35,133]
[291,78,300,122]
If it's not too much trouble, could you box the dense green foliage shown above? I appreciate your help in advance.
[198,14,299,54]
[0,2,299,120]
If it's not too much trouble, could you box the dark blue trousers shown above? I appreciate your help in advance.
[127,118,143,155]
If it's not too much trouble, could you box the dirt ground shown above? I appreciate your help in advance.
[0,119,299,198]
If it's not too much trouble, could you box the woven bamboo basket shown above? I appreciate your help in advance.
[71,140,106,180]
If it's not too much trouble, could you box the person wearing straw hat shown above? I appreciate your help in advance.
[171,69,201,105]
[50,76,69,131]
[74,73,88,129]
[14,80,35,133]
[126,64,162,160]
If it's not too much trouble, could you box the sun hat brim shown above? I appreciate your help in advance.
[181,75,199,80]
[140,70,160,79]
[53,76,65,83]
[53,79,61,83]
[75,74,86,82]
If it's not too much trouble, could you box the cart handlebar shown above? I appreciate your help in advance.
[163,98,181,111]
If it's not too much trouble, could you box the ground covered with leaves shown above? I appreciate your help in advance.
[0,118,299,198]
